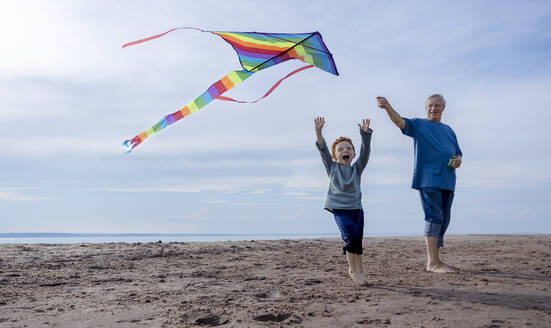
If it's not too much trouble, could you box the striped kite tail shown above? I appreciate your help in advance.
[122,69,254,153]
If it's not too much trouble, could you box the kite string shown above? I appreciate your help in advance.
[256,32,330,55]
[249,32,317,72]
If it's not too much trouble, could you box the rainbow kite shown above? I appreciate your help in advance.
[122,27,339,153]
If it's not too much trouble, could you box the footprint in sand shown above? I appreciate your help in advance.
[253,313,292,322]
[194,315,228,326]
[254,292,273,299]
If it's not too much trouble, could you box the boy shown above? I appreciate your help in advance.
[314,116,372,285]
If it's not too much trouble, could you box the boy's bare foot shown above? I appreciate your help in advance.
[426,262,458,273]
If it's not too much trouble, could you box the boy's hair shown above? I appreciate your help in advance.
[331,137,355,159]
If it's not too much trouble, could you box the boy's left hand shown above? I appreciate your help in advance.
[358,118,371,132]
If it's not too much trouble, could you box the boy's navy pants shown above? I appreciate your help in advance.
[332,209,364,255]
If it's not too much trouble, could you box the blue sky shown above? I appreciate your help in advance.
[1,0,550,235]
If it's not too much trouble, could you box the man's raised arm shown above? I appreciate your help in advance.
[377,96,406,130]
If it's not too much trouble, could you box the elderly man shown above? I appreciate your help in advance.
[377,94,462,273]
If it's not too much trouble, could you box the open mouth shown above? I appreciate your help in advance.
[343,155,350,161]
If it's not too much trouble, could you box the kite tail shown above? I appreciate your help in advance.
[122,27,207,48]
[214,64,313,103]
[122,69,254,153]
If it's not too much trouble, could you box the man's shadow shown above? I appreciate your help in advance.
[403,286,551,313]
[371,269,551,314]
[469,269,551,282]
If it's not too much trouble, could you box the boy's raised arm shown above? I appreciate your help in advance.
[356,118,372,173]
[314,116,333,175]
[357,118,370,132]
[314,116,325,145]
[377,96,406,130]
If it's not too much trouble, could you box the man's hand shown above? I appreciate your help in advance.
[450,155,462,169]
[376,96,392,111]
[358,118,371,132]
[376,96,406,130]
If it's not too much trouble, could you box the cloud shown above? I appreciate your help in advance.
[460,159,551,189]
[173,209,211,222]
[0,187,51,202]
[204,200,229,204]
[91,177,285,194]
[284,192,310,197]
[248,189,272,195]
[231,202,283,207]
[513,208,534,219]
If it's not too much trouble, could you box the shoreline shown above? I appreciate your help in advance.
[1,233,549,245]
[1,234,550,327]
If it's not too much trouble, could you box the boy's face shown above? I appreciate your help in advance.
[333,141,355,165]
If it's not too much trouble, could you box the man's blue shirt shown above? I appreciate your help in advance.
[401,118,462,191]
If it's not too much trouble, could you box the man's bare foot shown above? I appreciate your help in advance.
[349,272,369,285]
[426,262,458,273]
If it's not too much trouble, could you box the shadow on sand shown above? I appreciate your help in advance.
[371,285,551,314]
[469,269,551,282]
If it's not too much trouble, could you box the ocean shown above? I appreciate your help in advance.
[3,233,538,244]
[0,233,342,244]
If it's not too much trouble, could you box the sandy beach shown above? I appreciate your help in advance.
[0,234,550,327]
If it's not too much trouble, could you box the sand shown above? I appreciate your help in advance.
[0,234,550,327]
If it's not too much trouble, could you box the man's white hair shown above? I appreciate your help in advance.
[425,94,446,108]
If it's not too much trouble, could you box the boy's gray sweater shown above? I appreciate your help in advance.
[316,128,372,210]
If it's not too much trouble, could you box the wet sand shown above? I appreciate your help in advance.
[0,234,550,327]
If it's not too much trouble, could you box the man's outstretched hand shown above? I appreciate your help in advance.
[376,96,392,110]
